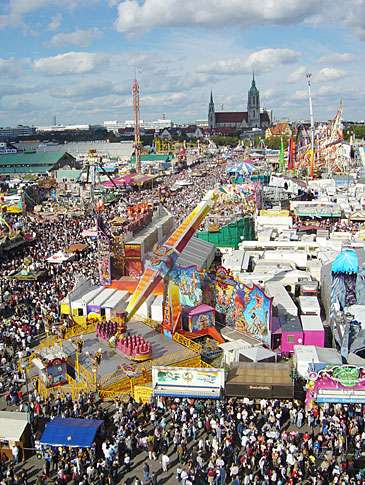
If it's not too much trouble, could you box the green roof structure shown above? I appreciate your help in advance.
[0,151,77,175]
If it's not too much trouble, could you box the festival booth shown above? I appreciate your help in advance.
[226,160,254,183]
[238,346,276,363]
[291,201,342,219]
[87,288,117,318]
[298,296,321,316]
[32,346,68,388]
[59,278,101,316]
[265,282,298,318]
[152,366,225,399]
[306,365,365,408]
[277,318,304,354]
[225,362,293,399]
[40,417,104,449]
[65,243,88,254]
[294,345,342,379]
[101,290,130,321]
[185,304,215,333]
[0,412,30,461]
[300,315,325,347]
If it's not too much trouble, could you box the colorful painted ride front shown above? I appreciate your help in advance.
[32,348,68,388]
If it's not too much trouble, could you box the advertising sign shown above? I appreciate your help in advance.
[152,366,225,399]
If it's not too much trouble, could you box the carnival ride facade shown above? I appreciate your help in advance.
[110,184,271,348]
[295,103,348,175]
[32,347,68,388]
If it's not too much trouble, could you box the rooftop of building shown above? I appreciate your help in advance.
[0,151,75,174]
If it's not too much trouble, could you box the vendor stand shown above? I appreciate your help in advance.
[0,411,30,461]
[40,417,104,449]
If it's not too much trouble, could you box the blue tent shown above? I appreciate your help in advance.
[40,417,103,448]
[332,249,359,275]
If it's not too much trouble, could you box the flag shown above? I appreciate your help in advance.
[279,137,285,171]
[287,137,296,171]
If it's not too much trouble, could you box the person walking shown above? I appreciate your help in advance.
[161,453,170,472]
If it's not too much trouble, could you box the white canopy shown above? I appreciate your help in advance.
[0,412,28,442]
[239,346,276,362]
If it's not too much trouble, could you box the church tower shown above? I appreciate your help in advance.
[208,90,215,129]
[247,73,260,129]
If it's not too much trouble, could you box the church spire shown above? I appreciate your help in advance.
[252,71,256,87]
[210,90,214,103]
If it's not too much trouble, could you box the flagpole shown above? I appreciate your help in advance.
[306,73,315,178]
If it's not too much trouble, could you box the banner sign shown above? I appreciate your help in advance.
[152,366,225,399]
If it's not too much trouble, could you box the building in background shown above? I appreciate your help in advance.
[0,151,78,175]
[265,122,292,140]
[104,119,173,134]
[36,125,91,133]
[0,126,36,140]
[208,75,271,132]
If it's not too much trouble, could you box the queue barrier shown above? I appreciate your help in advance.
[172,332,202,354]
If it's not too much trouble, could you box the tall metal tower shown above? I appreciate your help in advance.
[306,73,315,178]
[132,77,142,174]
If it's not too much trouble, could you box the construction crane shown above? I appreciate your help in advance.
[132,78,142,174]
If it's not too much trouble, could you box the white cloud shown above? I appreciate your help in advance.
[199,48,300,76]
[33,51,108,75]
[49,28,102,48]
[317,84,343,97]
[288,65,307,83]
[114,0,365,42]
[50,79,129,98]
[0,0,95,29]
[48,13,62,31]
[291,89,308,101]
[0,57,21,76]
[316,67,346,81]
[318,52,354,64]
[114,0,321,34]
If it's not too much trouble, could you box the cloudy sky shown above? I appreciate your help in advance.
[0,0,364,126]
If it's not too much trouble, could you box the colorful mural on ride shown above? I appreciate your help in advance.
[171,266,203,308]
[204,266,272,344]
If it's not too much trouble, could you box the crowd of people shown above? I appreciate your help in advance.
[2,390,365,484]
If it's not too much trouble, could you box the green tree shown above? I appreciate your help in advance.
[211,135,240,146]
[344,125,365,141]
[265,136,289,150]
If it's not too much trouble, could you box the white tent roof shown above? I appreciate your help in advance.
[0,412,28,441]
[239,346,276,362]
[219,340,251,351]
